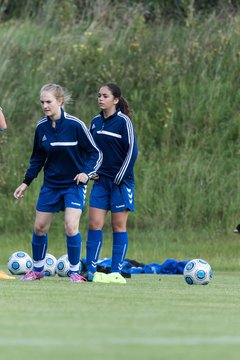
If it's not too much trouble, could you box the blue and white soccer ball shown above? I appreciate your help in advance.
[56,254,83,277]
[44,253,57,276]
[56,254,71,277]
[183,259,213,285]
[7,251,33,275]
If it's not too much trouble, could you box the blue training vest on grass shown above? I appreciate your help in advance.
[81,257,189,275]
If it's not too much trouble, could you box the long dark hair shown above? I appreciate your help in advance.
[101,83,132,118]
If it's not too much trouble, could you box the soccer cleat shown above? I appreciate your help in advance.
[92,272,110,283]
[69,273,87,283]
[0,270,15,280]
[107,272,127,284]
[80,270,94,282]
[20,269,45,281]
[233,224,240,233]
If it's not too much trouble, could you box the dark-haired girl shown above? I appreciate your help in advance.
[83,83,138,284]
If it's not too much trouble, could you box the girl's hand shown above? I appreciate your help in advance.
[74,172,89,184]
[14,183,28,200]
[91,174,100,180]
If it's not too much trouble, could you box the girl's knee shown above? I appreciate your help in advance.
[65,221,78,236]
[34,223,48,235]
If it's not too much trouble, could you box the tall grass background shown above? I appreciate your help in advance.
[0,1,240,268]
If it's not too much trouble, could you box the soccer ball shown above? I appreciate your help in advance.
[7,251,33,275]
[56,254,71,277]
[44,253,57,276]
[56,254,83,277]
[183,258,213,285]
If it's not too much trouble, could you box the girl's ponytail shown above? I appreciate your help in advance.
[101,83,132,118]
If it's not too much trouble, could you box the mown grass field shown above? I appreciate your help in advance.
[0,272,240,360]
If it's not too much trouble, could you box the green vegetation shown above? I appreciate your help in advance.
[0,1,240,268]
[0,272,240,360]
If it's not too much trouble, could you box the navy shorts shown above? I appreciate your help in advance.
[36,185,87,212]
[89,175,135,213]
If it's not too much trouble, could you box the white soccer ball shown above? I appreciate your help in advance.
[44,253,57,276]
[7,251,33,275]
[56,254,70,277]
[184,258,213,285]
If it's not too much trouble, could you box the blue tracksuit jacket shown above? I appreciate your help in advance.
[89,110,138,185]
[24,109,102,188]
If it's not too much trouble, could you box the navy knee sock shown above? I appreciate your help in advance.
[111,232,128,273]
[86,229,103,273]
[32,232,48,271]
[67,233,81,273]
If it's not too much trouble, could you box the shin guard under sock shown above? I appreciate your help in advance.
[111,232,128,273]
[86,229,103,273]
[32,232,48,271]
